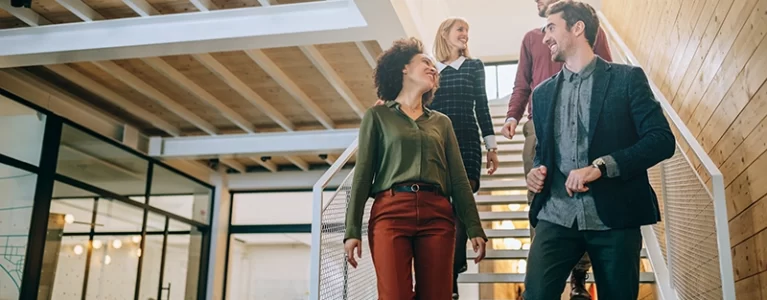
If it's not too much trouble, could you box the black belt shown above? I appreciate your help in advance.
[391,183,439,193]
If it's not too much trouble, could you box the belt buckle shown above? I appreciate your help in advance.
[410,184,420,192]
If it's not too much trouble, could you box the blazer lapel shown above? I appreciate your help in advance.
[589,58,611,144]
[543,72,563,146]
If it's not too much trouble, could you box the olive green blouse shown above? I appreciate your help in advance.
[344,101,487,242]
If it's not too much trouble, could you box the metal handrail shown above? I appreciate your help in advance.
[597,11,736,300]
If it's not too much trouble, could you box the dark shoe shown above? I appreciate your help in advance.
[569,269,591,300]
[452,274,459,299]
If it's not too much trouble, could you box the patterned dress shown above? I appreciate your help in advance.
[430,56,496,191]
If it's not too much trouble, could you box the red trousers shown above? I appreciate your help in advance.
[368,187,456,300]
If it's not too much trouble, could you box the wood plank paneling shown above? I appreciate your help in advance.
[603,0,767,298]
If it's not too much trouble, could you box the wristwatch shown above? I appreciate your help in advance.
[592,157,607,177]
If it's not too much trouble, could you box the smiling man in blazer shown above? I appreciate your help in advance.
[523,1,675,299]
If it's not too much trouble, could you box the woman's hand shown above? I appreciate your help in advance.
[344,239,362,268]
[486,150,499,175]
[470,237,486,263]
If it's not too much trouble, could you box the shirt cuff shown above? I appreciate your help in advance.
[505,117,518,124]
[483,135,498,150]
[601,155,621,178]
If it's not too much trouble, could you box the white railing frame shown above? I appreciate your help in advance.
[309,137,359,300]
[597,11,736,300]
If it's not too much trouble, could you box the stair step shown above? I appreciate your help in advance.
[479,211,528,221]
[483,154,523,163]
[492,126,524,135]
[497,135,525,144]
[474,194,528,205]
[480,179,526,190]
[485,229,530,238]
[494,143,524,153]
[467,249,649,259]
[458,272,656,283]
[482,167,525,176]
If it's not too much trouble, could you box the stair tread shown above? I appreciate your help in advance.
[481,179,526,189]
[482,167,525,176]
[479,211,528,221]
[458,272,655,283]
[485,229,530,238]
[483,154,523,163]
[474,194,528,205]
[467,248,648,259]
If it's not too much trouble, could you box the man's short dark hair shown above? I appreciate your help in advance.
[546,0,599,48]
[374,37,438,104]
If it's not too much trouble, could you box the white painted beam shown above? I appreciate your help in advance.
[285,156,310,171]
[251,157,278,172]
[299,45,366,118]
[120,0,159,16]
[193,53,294,131]
[228,169,352,191]
[355,41,376,69]
[0,1,369,68]
[141,57,256,134]
[0,2,51,26]
[45,64,181,136]
[257,0,276,6]
[55,0,103,22]
[148,129,358,158]
[244,50,335,129]
[92,60,219,135]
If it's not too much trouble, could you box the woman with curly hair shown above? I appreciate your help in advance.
[344,37,487,299]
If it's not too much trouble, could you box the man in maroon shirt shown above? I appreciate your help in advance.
[500,0,612,299]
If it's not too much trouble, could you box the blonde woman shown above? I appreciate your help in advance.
[431,17,498,299]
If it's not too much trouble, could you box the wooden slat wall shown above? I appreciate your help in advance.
[603,0,767,298]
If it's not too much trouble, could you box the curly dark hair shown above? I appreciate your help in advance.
[373,37,439,105]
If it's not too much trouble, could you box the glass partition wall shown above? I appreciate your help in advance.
[0,89,213,300]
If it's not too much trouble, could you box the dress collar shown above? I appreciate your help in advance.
[436,56,467,72]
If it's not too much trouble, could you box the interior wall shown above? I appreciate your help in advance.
[227,243,311,300]
[602,0,767,298]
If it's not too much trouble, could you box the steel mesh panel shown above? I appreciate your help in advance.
[662,145,724,300]
[647,165,668,263]
[318,169,378,300]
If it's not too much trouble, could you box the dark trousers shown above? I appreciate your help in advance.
[369,189,456,300]
[523,220,643,300]
[452,179,478,293]
[523,120,591,271]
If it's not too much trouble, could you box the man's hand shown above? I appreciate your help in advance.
[344,239,362,268]
[527,166,547,193]
[486,151,499,175]
[470,237,486,264]
[373,99,385,106]
[501,119,519,139]
[565,166,601,197]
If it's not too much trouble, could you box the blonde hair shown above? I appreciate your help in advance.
[433,17,472,63]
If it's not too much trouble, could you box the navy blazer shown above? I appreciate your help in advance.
[530,57,676,229]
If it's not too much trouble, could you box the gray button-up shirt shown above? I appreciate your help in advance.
[537,58,611,231]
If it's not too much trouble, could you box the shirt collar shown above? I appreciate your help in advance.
[562,56,598,81]
[436,56,467,72]
[385,100,432,116]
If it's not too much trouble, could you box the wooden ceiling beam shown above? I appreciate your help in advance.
[220,158,247,173]
[190,0,216,11]
[0,2,51,26]
[251,157,278,173]
[45,64,181,136]
[92,60,218,135]
[355,42,377,69]
[285,156,310,172]
[244,49,335,129]
[299,45,366,118]
[141,57,257,134]
[193,53,295,131]
[120,0,159,17]
[55,0,103,22]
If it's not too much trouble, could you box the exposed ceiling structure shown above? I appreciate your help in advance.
[0,0,586,186]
